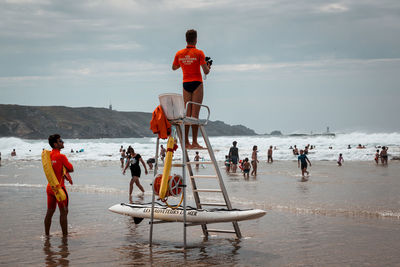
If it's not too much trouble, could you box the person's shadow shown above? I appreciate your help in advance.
[43,236,70,266]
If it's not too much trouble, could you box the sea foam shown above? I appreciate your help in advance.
[0,132,399,162]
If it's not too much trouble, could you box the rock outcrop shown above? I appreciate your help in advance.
[0,104,257,139]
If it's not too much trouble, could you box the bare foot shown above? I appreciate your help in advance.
[185,143,193,149]
[191,143,204,149]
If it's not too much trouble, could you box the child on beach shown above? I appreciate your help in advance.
[225,155,230,172]
[160,145,166,162]
[243,158,251,179]
[337,153,344,166]
[251,145,259,176]
[267,146,273,163]
[375,150,380,164]
[298,150,311,178]
[194,151,200,169]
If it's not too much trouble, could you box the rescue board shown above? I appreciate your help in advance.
[41,149,66,202]
[109,203,266,223]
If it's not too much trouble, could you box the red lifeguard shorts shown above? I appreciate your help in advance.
[47,187,69,210]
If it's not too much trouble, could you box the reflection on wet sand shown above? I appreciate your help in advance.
[43,236,69,267]
[115,216,245,266]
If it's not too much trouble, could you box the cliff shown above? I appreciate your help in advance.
[0,104,257,139]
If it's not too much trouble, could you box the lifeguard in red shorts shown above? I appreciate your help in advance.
[172,29,211,148]
[44,134,74,236]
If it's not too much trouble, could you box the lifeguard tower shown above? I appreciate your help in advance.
[149,93,241,248]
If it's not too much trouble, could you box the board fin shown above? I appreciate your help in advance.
[133,217,144,224]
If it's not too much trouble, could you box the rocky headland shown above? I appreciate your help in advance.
[0,104,257,139]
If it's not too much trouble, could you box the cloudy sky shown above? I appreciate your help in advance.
[1,0,400,134]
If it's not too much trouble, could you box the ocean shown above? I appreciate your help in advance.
[0,133,400,266]
[1,132,400,162]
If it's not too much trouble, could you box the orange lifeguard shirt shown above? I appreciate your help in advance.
[173,45,206,83]
[46,149,73,193]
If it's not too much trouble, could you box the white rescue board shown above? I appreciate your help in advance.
[109,203,266,223]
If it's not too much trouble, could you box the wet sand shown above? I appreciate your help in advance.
[0,159,400,266]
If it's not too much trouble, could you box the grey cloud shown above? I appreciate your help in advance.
[1,0,400,133]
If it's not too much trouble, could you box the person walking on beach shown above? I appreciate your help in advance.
[380,146,388,165]
[160,145,166,162]
[337,153,344,166]
[251,145,259,176]
[375,150,380,164]
[172,29,211,149]
[243,158,251,179]
[298,149,311,178]
[229,141,239,173]
[267,146,273,163]
[123,147,148,197]
[120,149,126,168]
[44,134,74,236]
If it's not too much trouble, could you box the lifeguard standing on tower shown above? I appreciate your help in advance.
[172,29,211,149]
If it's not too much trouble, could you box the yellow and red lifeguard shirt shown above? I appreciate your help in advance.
[46,149,73,194]
[173,45,206,83]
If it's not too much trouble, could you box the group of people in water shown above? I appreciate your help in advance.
[375,146,389,165]
[225,141,312,179]
[119,140,392,187]
[224,142,274,178]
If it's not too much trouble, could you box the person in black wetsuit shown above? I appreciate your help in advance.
[228,141,239,173]
[123,147,148,197]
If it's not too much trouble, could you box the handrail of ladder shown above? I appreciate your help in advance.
[185,101,211,125]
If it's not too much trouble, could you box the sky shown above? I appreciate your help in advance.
[1,0,400,134]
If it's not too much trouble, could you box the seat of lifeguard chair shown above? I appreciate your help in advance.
[159,94,210,126]
[169,116,208,126]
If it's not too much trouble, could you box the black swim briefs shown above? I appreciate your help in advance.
[183,81,202,93]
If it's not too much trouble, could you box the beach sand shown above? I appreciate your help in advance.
[0,159,400,266]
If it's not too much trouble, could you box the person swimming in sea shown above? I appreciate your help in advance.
[293,145,299,155]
